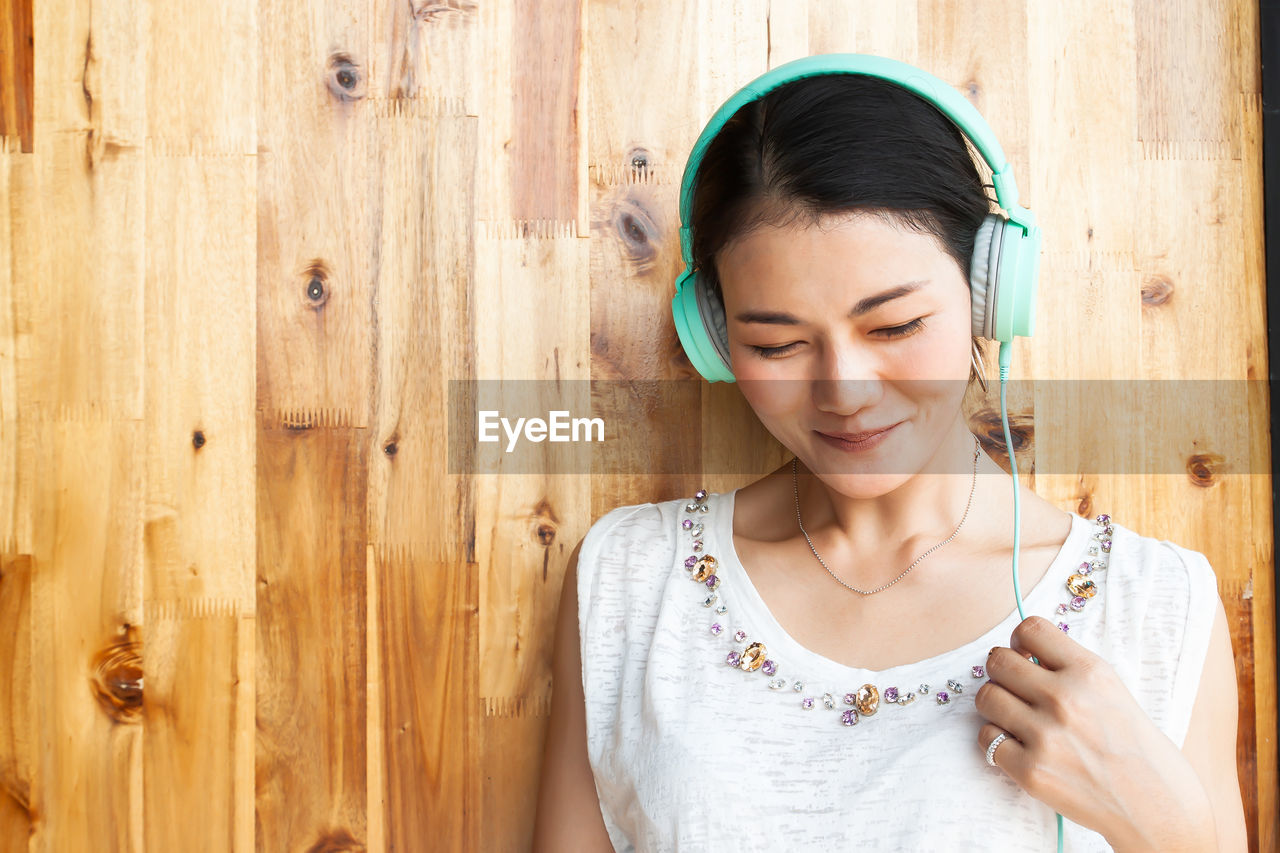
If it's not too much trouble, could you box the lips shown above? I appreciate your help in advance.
[817,425,896,442]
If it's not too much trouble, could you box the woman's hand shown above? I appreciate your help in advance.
[976,615,1217,852]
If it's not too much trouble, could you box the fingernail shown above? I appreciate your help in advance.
[988,646,997,657]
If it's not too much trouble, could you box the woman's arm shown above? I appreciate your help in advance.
[1174,596,1249,852]
[531,538,616,853]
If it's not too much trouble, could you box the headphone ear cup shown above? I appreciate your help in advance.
[695,277,733,372]
[671,269,736,383]
[969,213,1005,341]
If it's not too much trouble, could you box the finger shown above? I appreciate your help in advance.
[977,721,1030,779]
[973,672,1038,743]
[986,644,1055,706]
[1008,615,1081,671]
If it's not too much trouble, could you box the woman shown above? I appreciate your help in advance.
[534,58,1248,851]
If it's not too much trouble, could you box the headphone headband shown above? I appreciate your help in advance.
[675,53,1036,267]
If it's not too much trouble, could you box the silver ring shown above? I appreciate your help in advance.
[985,732,1010,767]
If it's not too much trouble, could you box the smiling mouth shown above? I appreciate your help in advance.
[816,425,897,442]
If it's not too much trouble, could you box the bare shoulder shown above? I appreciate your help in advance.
[532,536,615,852]
[1179,596,1248,852]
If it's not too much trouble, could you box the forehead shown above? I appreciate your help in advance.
[716,212,950,292]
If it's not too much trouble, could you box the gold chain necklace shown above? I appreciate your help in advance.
[792,435,981,596]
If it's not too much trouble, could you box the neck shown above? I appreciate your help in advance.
[793,417,1008,585]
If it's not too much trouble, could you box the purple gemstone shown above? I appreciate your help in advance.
[936,691,949,704]
[684,556,697,568]
[1097,513,1110,524]
[885,687,899,703]
[843,692,857,705]
[733,629,747,642]
[971,665,985,678]
[726,650,740,666]
[1070,595,1087,611]
[1078,564,1092,575]
[1057,622,1070,632]
[704,574,717,588]
[710,622,723,635]
[841,709,857,726]
[762,659,777,676]
[1056,603,1068,614]
[1101,541,1111,553]
[695,489,707,501]
[801,697,815,709]
[1079,561,1090,570]
[682,518,693,530]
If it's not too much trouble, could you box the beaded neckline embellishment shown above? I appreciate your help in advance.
[681,488,1113,726]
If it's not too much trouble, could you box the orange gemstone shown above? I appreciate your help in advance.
[739,641,767,672]
[1066,573,1097,598]
[855,683,880,716]
[692,555,718,582]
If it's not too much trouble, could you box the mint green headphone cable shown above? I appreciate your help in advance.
[999,341,1065,853]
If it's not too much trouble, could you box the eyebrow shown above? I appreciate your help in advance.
[733,280,931,325]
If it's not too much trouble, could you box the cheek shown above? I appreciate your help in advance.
[735,375,807,417]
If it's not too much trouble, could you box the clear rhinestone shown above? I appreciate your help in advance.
[691,523,704,536]
[715,604,728,614]
[685,502,698,512]
[822,693,836,709]
[792,681,804,692]
[702,594,718,608]
[769,678,786,690]
[947,679,963,693]
[918,683,929,694]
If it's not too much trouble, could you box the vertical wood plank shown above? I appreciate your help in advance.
[256,1,372,431]
[20,0,148,843]
[141,145,257,851]
[0,554,33,846]
[363,86,481,853]
[0,0,34,152]
[30,419,145,853]
[254,421,367,850]
[363,0,483,844]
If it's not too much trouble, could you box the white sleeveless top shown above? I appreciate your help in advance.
[576,486,1221,852]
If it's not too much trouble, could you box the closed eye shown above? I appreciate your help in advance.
[878,317,927,339]
[747,317,928,359]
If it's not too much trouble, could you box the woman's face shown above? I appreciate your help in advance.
[716,210,973,493]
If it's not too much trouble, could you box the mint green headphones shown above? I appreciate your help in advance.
[670,52,1042,383]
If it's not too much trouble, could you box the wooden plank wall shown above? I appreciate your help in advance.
[0,0,1274,850]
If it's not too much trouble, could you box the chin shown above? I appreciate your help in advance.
[806,469,914,496]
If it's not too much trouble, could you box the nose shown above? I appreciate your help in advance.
[810,337,885,414]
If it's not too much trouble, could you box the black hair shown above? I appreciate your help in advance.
[687,73,995,383]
